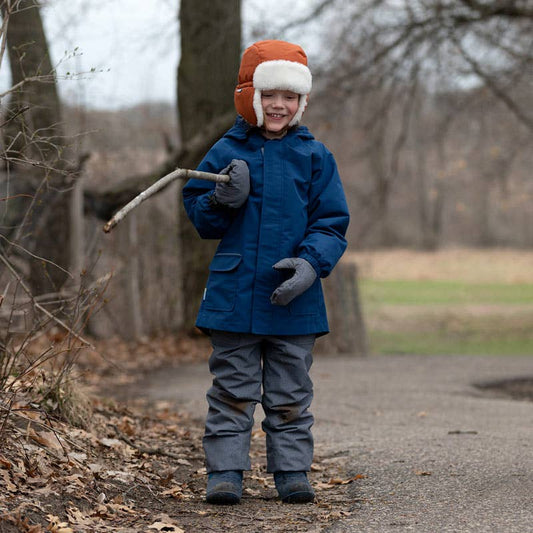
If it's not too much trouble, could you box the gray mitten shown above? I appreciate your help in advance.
[213,159,250,208]
[270,257,317,306]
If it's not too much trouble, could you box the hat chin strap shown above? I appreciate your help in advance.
[253,90,308,128]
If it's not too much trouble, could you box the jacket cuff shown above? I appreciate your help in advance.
[207,191,233,211]
[298,253,321,277]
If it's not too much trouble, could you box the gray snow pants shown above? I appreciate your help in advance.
[204,330,316,473]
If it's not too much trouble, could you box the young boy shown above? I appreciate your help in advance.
[182,40,349,505]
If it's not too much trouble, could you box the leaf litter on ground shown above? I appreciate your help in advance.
[1,335,367,532]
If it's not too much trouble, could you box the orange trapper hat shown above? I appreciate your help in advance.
[234,40,312,127]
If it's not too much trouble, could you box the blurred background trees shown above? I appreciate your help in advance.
[301,0,532,248]
[1,0,532,345]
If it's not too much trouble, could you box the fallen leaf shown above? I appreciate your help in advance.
[161,485,192,500]
[99,438,122,448]
[117,416,137,436]
[148,521,184,532]
[244,487,262,496]
[102,470,135,483]
[250,475,272,487]
[68,452,87,463]
[314,481,336,491]
[0,469,17,492]
[415,470,432,476]
[28,428,63,451]
[162,486,183,497]
[46,514,74,533]
[328,474,366,485]
[0,455,13,469]
[88,463,103,473]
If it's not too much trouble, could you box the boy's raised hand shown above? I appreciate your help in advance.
[270,258,317,306]
[213,159,250,208]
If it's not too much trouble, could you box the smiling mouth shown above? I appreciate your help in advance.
[267,113,285,119]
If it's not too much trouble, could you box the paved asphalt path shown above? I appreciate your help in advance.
[134,354,532,532]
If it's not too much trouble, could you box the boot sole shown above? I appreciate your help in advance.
[206,491,241,505]
[282,490,315,504]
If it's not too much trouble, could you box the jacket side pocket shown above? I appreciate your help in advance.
[203,253,243,312]
[288,280,320,316]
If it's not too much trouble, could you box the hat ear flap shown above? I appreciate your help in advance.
[234,85,258,126]
[289,94,309,126]
[253,89,264,127]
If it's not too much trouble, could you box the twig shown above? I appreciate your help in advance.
[9,424,66,462]
[451,32,533,131]
[111,424,183,460]
[0,75,55,100]
[0,253,94,349]
[0,234,73,279]
[103,167,229,233]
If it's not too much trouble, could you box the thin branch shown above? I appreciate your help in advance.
[0,234,73,279]
[458,0,533,19]
[0,75,56,100]
[102,168,229,233]
[452,33,533,131]
[111,424,183,460]
[0,253,94,349]
[274,0,340,34]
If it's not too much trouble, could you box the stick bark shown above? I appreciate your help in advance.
[102,167,229,233]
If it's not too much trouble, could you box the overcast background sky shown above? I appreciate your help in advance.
[0,0,319,110]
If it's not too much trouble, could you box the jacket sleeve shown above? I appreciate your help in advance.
[182,141,236,239]
[297,148,350,278]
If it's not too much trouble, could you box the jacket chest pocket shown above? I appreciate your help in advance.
[203,253,243,312]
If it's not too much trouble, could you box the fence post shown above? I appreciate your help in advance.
[316,261,368,356]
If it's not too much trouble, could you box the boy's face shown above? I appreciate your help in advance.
[261,89,300,138]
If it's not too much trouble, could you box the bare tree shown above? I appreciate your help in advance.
[296,0,532,247]
[176,0,241,329]
[84,0,241,332]
[1,0,73,295]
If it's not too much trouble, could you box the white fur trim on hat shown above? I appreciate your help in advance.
[253,60,312,94]
[252,60,312,127]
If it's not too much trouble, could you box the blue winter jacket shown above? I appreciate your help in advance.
[182,117,349,336]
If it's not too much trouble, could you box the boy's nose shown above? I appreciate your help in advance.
[272,95,284,107]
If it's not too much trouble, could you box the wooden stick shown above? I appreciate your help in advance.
[102,167,229,233]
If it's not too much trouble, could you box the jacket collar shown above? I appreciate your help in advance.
[223,115,315,142]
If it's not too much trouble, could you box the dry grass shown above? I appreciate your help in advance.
[344,247,533,283]
[343,248,533,355]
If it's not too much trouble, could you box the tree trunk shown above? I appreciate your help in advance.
[2,0,71,295]
[177,0,241,330]
[2,0,62,162]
